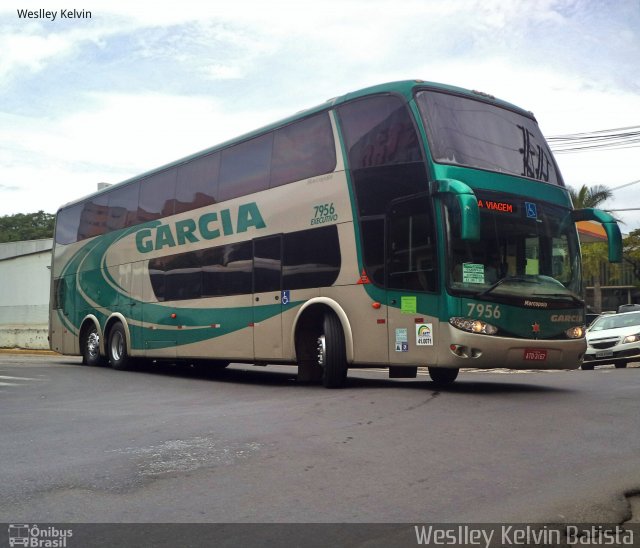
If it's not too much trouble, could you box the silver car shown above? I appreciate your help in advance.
[583,311,640,370]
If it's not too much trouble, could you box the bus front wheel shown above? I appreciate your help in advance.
[107,323,133,371]
[318,312,347,388]
[428,366,459,386]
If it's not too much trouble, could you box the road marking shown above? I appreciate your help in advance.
[0,374,46,389]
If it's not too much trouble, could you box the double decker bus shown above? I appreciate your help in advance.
[49,80,622,387]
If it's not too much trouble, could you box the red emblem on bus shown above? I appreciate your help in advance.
[532,322,541,334]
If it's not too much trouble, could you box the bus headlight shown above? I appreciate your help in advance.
[565,326,585,339]
[449,317,498,335]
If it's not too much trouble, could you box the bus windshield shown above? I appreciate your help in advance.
[444,191,582,302]
[416,90,563,185]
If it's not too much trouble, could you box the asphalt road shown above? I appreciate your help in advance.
[2,354,640,527]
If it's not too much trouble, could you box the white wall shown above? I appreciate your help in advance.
[0,240,52,349]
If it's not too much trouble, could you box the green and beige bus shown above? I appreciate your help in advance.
[49,80,622,387]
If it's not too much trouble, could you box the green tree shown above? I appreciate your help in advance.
[568,184,613,209]
[622,228,640,281]
[0,211,55,243]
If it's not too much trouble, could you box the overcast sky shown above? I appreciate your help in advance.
[1,0,639,229]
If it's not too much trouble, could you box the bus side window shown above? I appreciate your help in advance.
[219,134,272,202]
[55,203,83,245]
[338,94,428,289]
[254,236,282,293]
[53,278,65,309]
[283,226,341,290]
[107,182,140,231]
[78,193,109,240]
[338,95,422,171]
[270,113,336,188]
[175,152,220,214]
[387,197,437,292]
[138,169,177,222]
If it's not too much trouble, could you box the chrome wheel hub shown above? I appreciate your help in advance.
[87,331,100,358]
[111,331,124,361]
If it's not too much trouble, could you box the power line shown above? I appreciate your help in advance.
[611,179,640,191]
[549,125,640,138]
[548,125,640,154]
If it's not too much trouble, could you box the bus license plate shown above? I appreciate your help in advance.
[524,348,547,361]
[595,350,613,359]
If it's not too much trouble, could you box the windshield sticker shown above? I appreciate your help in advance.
[416,324,433,346]
[401,296,417,314]
[462,263,485,284]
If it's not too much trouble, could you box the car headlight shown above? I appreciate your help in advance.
[623,333,640,344]
[565,326,585,339]
[449,317,498,335]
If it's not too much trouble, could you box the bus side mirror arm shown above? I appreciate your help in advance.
[432,179,480,241]
[571,208,622,263]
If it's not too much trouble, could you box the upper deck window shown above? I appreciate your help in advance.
[54,112,336,245]
[219,133,273,201]
[339,94,421,170]
[416,91,563,185]
[138,168,177,222]
[270,112,336,188]
[55,203,83,244]
[106,182,140,231]
[175,152,220,214]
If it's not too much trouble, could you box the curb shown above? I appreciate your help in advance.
[0,348,58,356]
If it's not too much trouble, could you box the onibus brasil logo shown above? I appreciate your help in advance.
[8,524,73,547]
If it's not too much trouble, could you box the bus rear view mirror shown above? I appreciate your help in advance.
[433,179,480,241]
[571,208,622,263]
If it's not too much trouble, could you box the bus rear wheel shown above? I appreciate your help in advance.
[81,324,104,366]
[107,323,133,371]
[317,312,347,388]
[428,366,459,386]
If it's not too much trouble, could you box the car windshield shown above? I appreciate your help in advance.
[444,190,582,302]
[589,312,640,332]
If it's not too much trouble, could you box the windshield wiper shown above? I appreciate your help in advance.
[476,275,532,298]
[533,292,583,303]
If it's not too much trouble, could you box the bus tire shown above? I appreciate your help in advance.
[81,323,104,366]
[318,312,347,388]
[428,366,459,386]
[107,322,133,371]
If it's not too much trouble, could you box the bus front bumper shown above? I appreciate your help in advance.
[438,324,586,370]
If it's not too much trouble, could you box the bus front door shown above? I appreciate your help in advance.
[386,195,440,368]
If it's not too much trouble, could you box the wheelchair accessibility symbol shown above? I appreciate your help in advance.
[281,290,290,305]
[525,202,538,219]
